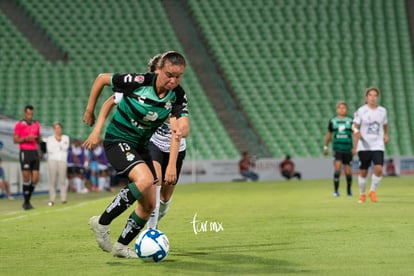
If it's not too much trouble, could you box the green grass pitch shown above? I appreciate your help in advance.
[1,177,413,276]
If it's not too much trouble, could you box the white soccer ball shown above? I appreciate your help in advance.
[135,229,169,262]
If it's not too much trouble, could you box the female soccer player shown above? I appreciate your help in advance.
[145,54,189,229]
[84,54,189,230]
[83,51,189,258]
[324,101,354,197]
[352,87,388,203]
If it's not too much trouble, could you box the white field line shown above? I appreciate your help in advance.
[0,198,107,222]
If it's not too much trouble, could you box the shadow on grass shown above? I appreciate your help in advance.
[106,242,314,275]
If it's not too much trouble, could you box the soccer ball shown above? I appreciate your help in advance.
[135,229,169,262]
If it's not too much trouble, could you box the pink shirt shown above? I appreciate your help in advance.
[14,120,41,150]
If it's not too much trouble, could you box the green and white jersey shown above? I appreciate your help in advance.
[327,116,353,153]
[105,72,188,148]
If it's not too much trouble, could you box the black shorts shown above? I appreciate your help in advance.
[19,150,40,171]
[148,141,186,183]
[103,141,157,182]
[333,151,353,165]
[358,151,384,170]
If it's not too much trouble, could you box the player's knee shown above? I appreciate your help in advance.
[161,194,172,202]
[132,175,155,192]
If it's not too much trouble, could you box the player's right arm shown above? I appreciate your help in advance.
[83,73,112,126]
[83,96,116,150]
[324,120,333,156]
[324,132,332,156]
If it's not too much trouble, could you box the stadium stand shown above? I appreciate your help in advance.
[1,0,413,159]
[0,0,239,160]
[187,0,414,157]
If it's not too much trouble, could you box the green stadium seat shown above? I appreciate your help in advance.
[2,0,414,159]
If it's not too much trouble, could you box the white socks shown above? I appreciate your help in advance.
[147,187,173,229]
[159,197,172,221]
[359,175,382,194]
[73,177,85,193]
[147,186,161,229]
[370,175,382,192]
[358,176,367,194]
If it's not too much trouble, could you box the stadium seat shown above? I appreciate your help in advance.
[187,0,414,157]
[1,0,414,159]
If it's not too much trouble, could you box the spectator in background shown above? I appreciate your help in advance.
[279,155,302,180]
[385,158,397,176]
[13,105,42,210]
[239,151,259,181]
[46,122,70,206]
[89,142,111,191]
[68,139,88,193]
[0,157,14,200]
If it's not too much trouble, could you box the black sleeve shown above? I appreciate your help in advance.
[171,85,189,119]
[327,120,333,132]
[111,72,154,94]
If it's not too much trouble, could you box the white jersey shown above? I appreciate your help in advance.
[353,104,388,151]
[150,120,186,153]
[114,92,186,153]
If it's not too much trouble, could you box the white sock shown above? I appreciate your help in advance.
[73,177,84,193]
[370,175,382,191]
[105,176,110,190]
[159,196,173,221]
[98,177,106,190]
[358,176,367,194]
[147,185,161,229]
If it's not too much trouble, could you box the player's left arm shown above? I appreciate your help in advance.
[175,116,190,139]
[164,117,180,185]
[170,85,190,139]
[383,123,389,144]
[351,123,360,155]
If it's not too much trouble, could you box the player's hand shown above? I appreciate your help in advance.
[323,149,328,156]
[172,128,183,140]
[82,131,100,150]
[164,165,177,185]
[352,147,357,156]
[83,110,96,126]
[384,135,389,144]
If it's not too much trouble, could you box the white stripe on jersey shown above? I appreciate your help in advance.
[113,92,123,104]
